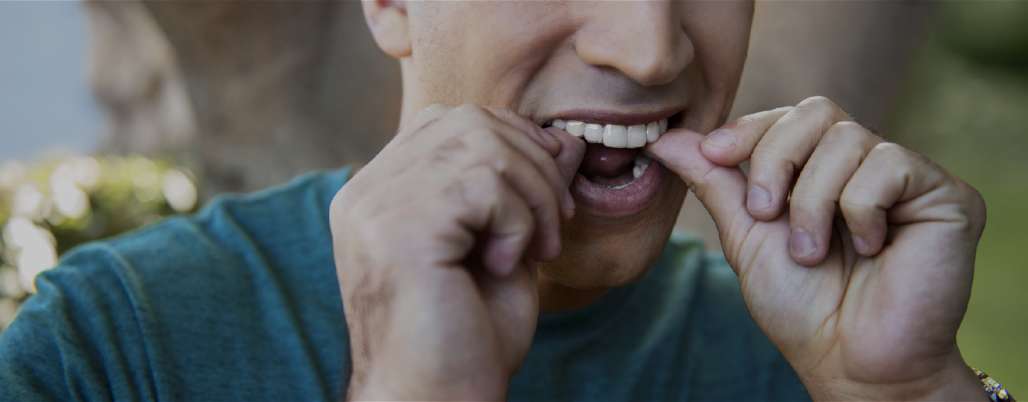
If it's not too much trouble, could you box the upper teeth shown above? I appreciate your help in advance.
[549,118,668,148]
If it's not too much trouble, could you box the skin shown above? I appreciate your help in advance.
[335,1,990,400]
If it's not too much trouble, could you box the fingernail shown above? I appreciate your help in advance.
[747,185,772,211]
[703,129,736,150]
[790,228,817,258]
[562,191,576,219]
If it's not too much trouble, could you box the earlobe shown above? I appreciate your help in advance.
[362,0,412,59]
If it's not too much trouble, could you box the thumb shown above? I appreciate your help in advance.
[645,129,751,242]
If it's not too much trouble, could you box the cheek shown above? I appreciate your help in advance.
[680,2,753,129]
[406,2,568,108]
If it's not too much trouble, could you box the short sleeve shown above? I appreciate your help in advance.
[0,245,157,402]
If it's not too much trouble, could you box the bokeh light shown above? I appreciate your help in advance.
[0,155,198,328]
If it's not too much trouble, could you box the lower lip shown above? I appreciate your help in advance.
[572,161,665,218]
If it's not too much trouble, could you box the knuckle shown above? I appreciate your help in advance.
[822,121,880,157]
[799,95,837,113]
[868,142,916,171]
[871,142,924,178]
[488,149,517,175]
[799,95,837,110]
[869,141,908,159]
[797,95,846,127]
[955,180,988,231]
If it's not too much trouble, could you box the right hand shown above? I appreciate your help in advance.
[330,104,585,401]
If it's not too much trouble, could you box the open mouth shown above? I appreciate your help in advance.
[543,112,682,217]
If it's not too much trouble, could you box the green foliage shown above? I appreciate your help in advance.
[938,1,1028,66]
[889,6,1028,392]
[0,155,198,329]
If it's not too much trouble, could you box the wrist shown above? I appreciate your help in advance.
[910,359,987,402]
[803,352,986,402]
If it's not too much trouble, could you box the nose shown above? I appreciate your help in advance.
[574,1,693,87]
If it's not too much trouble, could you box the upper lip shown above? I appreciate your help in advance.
[538,107,685,126]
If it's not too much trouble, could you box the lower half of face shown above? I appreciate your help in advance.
[404,1,752,288]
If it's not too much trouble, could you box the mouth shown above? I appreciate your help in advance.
[543,110,683,218]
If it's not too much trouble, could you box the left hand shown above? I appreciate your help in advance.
[647,96,988,401]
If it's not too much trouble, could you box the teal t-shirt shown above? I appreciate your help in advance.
[0,168,809,402]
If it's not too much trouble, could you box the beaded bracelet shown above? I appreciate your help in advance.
[973,367,1016,402]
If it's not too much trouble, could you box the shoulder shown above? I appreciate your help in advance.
[0,168,354,401]
[104,167,351,287]
[0,243,150,401]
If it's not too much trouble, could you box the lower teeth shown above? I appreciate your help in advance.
[603,155,651,190]
[632,155,651,179]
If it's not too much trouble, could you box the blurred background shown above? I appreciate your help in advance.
[1,0,1025,392]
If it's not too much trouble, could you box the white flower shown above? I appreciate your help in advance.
[50,175,90,220]
[52,157,101,192]
[2,218,57,293]
[11,184,49,220]
[162,170,197,212]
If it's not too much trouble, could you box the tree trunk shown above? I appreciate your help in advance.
[85,1,401,195]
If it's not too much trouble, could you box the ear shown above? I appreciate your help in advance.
[362,0,412,59]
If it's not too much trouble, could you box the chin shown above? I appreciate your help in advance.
[539,177,686,289]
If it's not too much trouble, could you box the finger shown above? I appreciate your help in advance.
[444,105,572,223]
[787,122,881,265]
[487,107,561,157]
[701,106,792,165]
[545,126,586,219]
[487,120,573,220]
[466,132,564,262]
[839,142,945,256]
[645,129,751,258]
[472,169,536,277]
[743,96,851,220]
[482,108,573,216]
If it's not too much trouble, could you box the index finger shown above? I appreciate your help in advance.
[699,106,792,166]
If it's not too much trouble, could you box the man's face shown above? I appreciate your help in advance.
[397,1,753,288]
